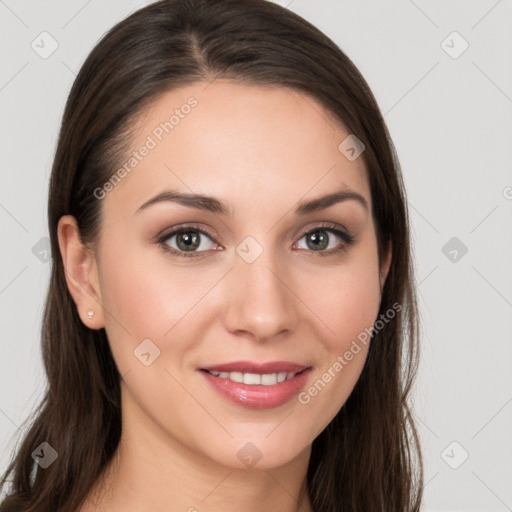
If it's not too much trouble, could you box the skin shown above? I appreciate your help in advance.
[59,80,391,512]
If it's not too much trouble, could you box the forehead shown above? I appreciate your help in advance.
[104,80,370,218]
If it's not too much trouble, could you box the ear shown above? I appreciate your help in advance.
[57,215,104,329]
[379,239,392,292]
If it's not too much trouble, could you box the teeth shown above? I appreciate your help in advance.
[261,373,276,385]
[244,373,261,385]
[229,371,244,383]
[206,370,299,385]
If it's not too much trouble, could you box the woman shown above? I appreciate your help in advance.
[0,0,423,510]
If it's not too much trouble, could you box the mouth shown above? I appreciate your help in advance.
[197,361,312,409]
[200,368,307,386]
[199,360,310,386]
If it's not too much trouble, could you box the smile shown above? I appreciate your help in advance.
[198,363,311,409]
[204,370,300,385]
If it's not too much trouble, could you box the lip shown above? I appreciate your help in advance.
[200,360,309,374]
[198,361,312,410]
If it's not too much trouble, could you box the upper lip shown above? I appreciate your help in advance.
[200,361,310,374]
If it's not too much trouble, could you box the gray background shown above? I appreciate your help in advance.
[1,1,511,510]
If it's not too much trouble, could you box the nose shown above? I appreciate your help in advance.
[223,248,300,342]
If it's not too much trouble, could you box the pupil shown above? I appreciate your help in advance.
[308,231,328,250]
[178,231,199,251]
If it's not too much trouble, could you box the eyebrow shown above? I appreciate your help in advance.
[135,188,368,216]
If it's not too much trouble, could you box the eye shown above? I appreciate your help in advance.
[294,224,355,256]
[158,225,220,258]
[156,222,355,259]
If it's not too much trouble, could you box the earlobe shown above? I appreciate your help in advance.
[57,215,104,329]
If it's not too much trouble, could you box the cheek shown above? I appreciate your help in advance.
[294,245,382,417]
[301,249,382,346]
[96,234,218,375]
[96,235,177,364]
[99,255,166,334]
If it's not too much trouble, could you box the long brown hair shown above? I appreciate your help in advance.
[0,0,423,510]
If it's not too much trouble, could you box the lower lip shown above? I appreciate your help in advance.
[199,369,311,409]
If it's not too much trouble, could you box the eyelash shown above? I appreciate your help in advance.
[156,222,356,259]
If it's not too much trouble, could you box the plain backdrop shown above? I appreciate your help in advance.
[1,1,511,510]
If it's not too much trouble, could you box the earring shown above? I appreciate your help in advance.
[87,310,94,319]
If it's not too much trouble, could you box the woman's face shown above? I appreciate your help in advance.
[82,81,390,470]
